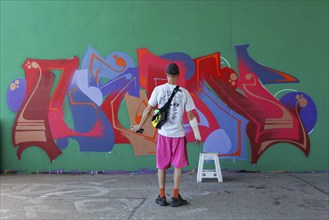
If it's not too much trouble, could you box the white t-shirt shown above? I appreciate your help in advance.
[148,83,196,137]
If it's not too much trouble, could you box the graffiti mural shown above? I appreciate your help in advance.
[6,44,317,163]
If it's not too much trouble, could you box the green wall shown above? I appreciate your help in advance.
[1,0,328,173]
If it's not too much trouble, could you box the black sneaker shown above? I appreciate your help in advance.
[156,195,167,206]
[170,194,188,207]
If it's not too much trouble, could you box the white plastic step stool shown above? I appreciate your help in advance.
[197,152,223,182]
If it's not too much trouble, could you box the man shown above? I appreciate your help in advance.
[131,63,201,207]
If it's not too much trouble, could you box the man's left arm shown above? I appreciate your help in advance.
[130,104,154,132]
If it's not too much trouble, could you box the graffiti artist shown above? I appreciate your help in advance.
[131,63,201,207]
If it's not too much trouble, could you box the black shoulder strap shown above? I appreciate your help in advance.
[160,85,180,111]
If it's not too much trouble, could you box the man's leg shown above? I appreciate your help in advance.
[173,167,182,196]
[158,168,166,196]
[170,167,188,207]
[155,168,167,206]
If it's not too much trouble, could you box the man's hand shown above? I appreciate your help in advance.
[129,104,153,134]
[195,139,201,146]
[130,125,141,133]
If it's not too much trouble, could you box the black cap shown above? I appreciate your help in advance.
[166,63,179,75]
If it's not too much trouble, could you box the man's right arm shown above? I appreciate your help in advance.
[187,110,201,146]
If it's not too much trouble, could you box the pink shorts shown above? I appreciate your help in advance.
[156,134,188,169]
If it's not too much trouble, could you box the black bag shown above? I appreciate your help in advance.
[151,86,180,129]
[151,109,167,129]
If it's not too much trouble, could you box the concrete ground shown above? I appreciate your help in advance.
[0,171,328,220]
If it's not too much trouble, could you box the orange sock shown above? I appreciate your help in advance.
[160,188,165,198]
[173,188,179,198]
